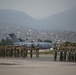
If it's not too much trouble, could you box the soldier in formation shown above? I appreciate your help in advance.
[53,43,57,61]
[0,44,40,58]
[53,43,76,62]
[22,45,27,58]
[30,44,35,58]
[35,44,40,58]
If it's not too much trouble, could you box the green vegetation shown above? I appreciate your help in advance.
[0,37,13,46]
[37,39,42,42]
[43,39,52,43]
[31,51,54,55]
[39,51,53,55]
[64,41,76,45]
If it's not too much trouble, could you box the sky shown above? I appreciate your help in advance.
[0,0,76,20]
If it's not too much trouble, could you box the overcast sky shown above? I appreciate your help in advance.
[0,0,76,20]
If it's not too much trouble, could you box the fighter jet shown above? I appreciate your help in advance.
[9,33,52,49]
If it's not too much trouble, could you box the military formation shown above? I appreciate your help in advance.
[0,44,40,58]
[53,43,76,62]
[0,43,76,62]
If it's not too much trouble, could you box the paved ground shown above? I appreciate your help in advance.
[0,55,76,75]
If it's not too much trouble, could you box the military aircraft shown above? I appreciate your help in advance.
[9,33,52,49]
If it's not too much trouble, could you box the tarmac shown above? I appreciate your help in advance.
[0,55,76,75]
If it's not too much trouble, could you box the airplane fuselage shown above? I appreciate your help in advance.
[12,42,52,49]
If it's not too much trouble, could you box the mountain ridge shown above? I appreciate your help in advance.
[38,7,76,31]
[0,7,76,31]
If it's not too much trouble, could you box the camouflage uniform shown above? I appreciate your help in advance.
[22,46,26,58]
[53,44,57,61]
[30,47,33,58]
[67,44,71,61]
[0,46,1,57]
[16,46,19,57]
[35,45,39,58]
[30,44,35,58]
[25,47,28,57]
[63,45,67,61]
[59,44,63,61]
[14,46,17,57]
[74,44,76,61]
[74,45,76,62]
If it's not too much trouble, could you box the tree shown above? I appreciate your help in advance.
[0,37,13,46]
[37,39,42,42]
[64,41,76,45]
[43,39,52,43]
[64,41,71,45]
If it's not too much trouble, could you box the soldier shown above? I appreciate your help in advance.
[71,50,74,61]
[8,46,10,57]
[30,44,34,58]
[75,50,76,61]
[22,45,26,58]
[23,45,28,58]
[0,46,1,57]
[0,46,2,57]
[25,47,28,57]
[11,46,14,57]
[20,46,23,57]
[2,46,5,57]
[59,50,63,61]
[16,46,19,57]
[0,46,3,57]
[53,43,57,61]
[63,45,67,61]
[24,46,26,58]
[1,46,3,57]
[63,50,67,61]
[59,44,64,61]
[9,46,13,57]
[5,46,7,57]
[70,45,73,61]
[21,46,24,58]
[35,44,39,58]
[30,48,32,58]
[72,44,75,61]
[5,46,9,57]
[12,46,14,57]
[68,50,71,61]
[74,44,76,61]
[14,46,17,57]
[3,46,5,57]
[30,48,33,58]
[54,50,57,61]
[67,44,71,61]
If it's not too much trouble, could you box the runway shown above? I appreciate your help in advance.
[0,55,76,75]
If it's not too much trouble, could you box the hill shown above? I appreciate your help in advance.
[0,9,38,29]
[0,8,76,31]
[38,7,76,31]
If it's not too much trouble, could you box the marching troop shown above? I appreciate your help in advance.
[0,44,40,58]
[53,44,76,62]
[0,43,76,62]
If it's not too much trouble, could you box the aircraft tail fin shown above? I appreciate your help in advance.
[9,33,20,42]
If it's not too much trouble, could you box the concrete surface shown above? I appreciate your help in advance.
[0,55,76,75]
